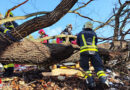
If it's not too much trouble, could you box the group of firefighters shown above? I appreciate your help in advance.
[0,12,109,88]
[38,24,76,44]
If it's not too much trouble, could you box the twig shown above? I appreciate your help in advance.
[5,0,29,18]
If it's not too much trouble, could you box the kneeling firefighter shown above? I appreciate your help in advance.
[3,63,14,77]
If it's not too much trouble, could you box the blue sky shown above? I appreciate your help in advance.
[0,0,128,40]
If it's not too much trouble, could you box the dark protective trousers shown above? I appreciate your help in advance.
[79,52,104,72]
[3,67,14,77]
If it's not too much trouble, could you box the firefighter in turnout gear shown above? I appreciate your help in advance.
[77,22,109,88]
[3,63,14,77]
[0,12,18,41]
[4,12,18,30]
[60,24,74,43]
[0,12,18,77]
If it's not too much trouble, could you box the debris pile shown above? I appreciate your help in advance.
[0,66,129,90]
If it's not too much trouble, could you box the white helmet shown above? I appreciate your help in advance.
[84,22,93,29]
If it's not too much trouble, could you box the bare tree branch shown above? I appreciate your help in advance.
[121,29,130,40]
[69,11,103,23]
[0,11,50,24]
[5,0,29,18]
[123,29,130,36]
[72,0,93,11]
[120,13,129,35]
[94,15,114,31]
[118,0,122,6]
[120,9,130,16]
[113,1,130,41]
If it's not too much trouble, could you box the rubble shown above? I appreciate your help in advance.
[0,65,129,90]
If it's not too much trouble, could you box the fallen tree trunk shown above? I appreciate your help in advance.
[0,39,77,66]
[0,39,111,68]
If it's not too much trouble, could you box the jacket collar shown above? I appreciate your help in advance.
[83,28,92,31]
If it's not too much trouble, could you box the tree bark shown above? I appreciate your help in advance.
[0,39,78,67]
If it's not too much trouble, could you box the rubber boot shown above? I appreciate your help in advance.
[86,76,96,88]
[99,76,109,88]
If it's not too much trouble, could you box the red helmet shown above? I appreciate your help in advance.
[39,29,45,34]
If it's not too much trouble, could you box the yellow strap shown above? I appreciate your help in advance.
[86,70,91,74]
[80,34,98,53]
[4,29,9,33]
[8,64,14,67]
[80,45,97,50]
[98,74,106,78]
[97,71,105,76]
[8,25,14,28]
[4,65,8,68]
[80,48,98,53]
[81,34,87,46]
[97,71,106,78]
[92,36,95,46]
[84,70,92,79]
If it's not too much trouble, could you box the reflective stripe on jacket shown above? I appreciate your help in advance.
[0,24,9,33]
[77,28,98,53]
[80,34,98,53]
[4,63,14,68]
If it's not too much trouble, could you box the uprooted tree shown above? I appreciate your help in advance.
[0,0,129,70]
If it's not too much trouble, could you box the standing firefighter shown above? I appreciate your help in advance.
[77,22,109,88]
[61,24,73,35]
[61,24,74,43]
[39,29,49,43]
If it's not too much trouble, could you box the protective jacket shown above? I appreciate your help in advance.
[0,24,16,41]
[40,34,49,43]
[61,27,72,35]
[4,12,18,30]
[4,21,18,30]
[3,63,14,69]
[77,28,98,53]
[0,24,10,33]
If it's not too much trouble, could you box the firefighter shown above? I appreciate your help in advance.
[0,12,18,77]
[77,22,109,87]
[0,12,18,41]
[61,24,74,43]
[4,12,18,30]
[39,29,49,43]
[3,63,14,77]
[61,24,72,35]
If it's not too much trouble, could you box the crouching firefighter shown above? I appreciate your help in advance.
[77,22,109,88]
[0,12,17,77]
[3,63,14,77]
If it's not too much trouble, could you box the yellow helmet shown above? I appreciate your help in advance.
[84,22,93,29]
[5,11,14,17]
